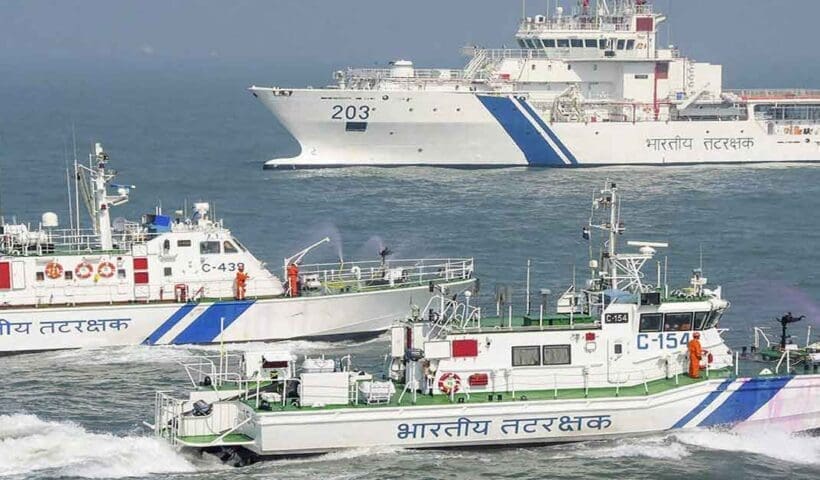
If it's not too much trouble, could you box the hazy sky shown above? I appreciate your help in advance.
[1,0,817,86]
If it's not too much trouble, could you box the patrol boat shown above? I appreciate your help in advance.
[251,0,820,168]
[0,143,475,354]
[147,183,819,462]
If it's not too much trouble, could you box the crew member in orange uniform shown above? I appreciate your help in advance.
[235,264,249,300]
[688,332,703,379]
[286,263,299,297]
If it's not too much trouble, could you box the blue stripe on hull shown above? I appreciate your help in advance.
[142,303,197,345]
[517,99,578,164]
[171,300,255,345]
[698,376,792,427]
[476,95,567,166]
[671,378,734,429]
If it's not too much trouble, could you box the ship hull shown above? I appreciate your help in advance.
[254,89,820,168]
[196,375,820,456]
[0,278,474,353]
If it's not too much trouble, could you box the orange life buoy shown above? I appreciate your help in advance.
[75,262,93,279]
[45,262,63,279]
[438,372,461,395]
[97,261,116,278]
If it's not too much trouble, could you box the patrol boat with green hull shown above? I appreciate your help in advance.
[147,183,820,463]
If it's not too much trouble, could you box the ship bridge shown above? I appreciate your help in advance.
[515,0,665,60]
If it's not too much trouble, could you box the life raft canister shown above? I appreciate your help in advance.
[438,372,461,395]
[44,262,63,280]
[97,261,116,278]
[74,262,93,279]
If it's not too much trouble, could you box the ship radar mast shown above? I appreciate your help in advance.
[584,182,666,294]
[75,143,133,251]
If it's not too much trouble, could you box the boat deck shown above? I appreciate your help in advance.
[459,314,598,332]
[244,368,734,414]
[176,433,255,446]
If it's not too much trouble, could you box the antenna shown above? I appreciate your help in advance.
[64,140,75,232]
[699,242,704,272]
[72,125,81,233]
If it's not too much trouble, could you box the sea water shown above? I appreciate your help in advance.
[0,61,818,479]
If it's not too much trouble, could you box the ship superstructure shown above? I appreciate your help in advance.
[0,143,475,353]
[251,0,820,167]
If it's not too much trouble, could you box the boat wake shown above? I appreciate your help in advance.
[673,427,820,466]
[0,413,220,478]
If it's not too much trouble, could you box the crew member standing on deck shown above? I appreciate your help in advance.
[235,263,249,300]
[688,332,703,378]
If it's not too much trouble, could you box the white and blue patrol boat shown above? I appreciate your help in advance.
[0,143,475,354]
[251,0,820,168]
[147,183,819,463]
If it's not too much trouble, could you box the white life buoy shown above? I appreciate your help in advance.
[351,265,362,280]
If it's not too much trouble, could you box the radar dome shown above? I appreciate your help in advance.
[41,212,58,228]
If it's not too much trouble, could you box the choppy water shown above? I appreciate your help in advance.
[1,62,819,479]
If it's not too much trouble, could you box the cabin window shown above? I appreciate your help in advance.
[663,312,693,332]
[570,39,583,48]
[599,39,607,50]
[163,239,170,253]
[525,39,537,49]
[543,345,571,365]
[617,39,626,50]
[693,311,709,330]
[534,39,546,48]
[517,39,527,49]
[511,346,541,367]
[64,271,73,280]
[177,239,192,247]
[117,268,126,279]
[639,313,662,332]
[199,241,220,255]
[223,241,238,254]
[164,267,172,277]
[233,239,248,252]
[543,39,556,48]
[557,39,569,48]
[585,39,598,48]
[614,343,623,355]
[626,39,635,50]
[704,311,723,329]
[36,271,45,282]
[634,74,649,79]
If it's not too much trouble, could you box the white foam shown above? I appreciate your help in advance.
[0,413,204,478]
[574,435,692,460]
[674,427,820,466]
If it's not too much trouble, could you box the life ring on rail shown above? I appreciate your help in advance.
[97,261,116,278]
[74,262,93,280]
[350,265,362,280]
[438,372,461,395]
[45,262,63,280]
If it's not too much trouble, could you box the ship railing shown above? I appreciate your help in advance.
[290,258,474,296]
[420,293,482,339]
[152,391,185,445]
[345,67,466,82]
[178,354,246,389]
[0,224,145,256]
[518,19,632,32]
[725,89,820,100]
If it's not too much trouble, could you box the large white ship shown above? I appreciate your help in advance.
[0,143,474,354]
[251,0,820,168]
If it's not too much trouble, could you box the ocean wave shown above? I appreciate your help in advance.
[0,413,211,478]
[673,427,820,466]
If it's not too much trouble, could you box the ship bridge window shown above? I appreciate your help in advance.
[223,241,238,254]
[617,39,626,50]
[694,311,709,330]
[663,312,693,332]
[233,238,248,252]
[570,39,583,48]
[543,38,556,48]
[639,313,662,332]
[525,39,538,49]
[626,39,635,50]
[511,346,541,367]
[199,241,220,255]
[517,39,527,48]
[543,345,571,365]
[585,39,598,48]
[557,39,570,48]
[704,311,723,329]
